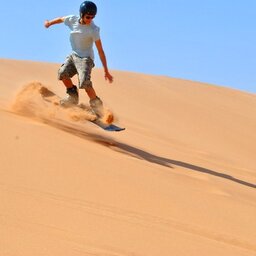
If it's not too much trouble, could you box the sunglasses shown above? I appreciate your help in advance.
[85,15,95,20]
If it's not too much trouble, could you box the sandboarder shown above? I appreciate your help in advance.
[44,1,113,118]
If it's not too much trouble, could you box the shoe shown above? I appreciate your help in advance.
[60,86,79,107]
[89,96,104,117]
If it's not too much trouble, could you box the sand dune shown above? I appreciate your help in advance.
[0,58,256,256]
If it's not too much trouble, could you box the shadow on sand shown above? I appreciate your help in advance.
[45,119,255,190]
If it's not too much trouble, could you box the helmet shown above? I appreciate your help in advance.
[80,1,97,18]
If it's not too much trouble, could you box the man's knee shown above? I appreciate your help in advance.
[79,80,93,89]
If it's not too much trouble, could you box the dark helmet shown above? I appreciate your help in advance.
[80,1,97,18]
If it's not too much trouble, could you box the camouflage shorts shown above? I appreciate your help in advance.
[58,53,95,89]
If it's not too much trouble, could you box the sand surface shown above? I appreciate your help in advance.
[0,58,256,255]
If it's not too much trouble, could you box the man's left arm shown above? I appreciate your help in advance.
[95,39,113,83]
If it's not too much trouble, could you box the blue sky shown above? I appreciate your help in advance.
[1,0,256,93]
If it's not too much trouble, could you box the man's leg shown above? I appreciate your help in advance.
[85,86,97,99]
[58,55,79,106]
[62,78,74,89]
[74,56,104,115]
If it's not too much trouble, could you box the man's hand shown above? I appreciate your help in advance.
[105,71,114,83]
[44,20,51,28]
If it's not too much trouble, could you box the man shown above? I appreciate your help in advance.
[45,1,113,117]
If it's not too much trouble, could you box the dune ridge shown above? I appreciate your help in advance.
[0,59,256,256]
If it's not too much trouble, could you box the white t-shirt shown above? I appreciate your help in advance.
[64,15,100,59]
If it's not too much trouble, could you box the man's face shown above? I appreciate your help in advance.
[83,14,95,25]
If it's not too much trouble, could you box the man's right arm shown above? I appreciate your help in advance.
[44,17,65,28]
